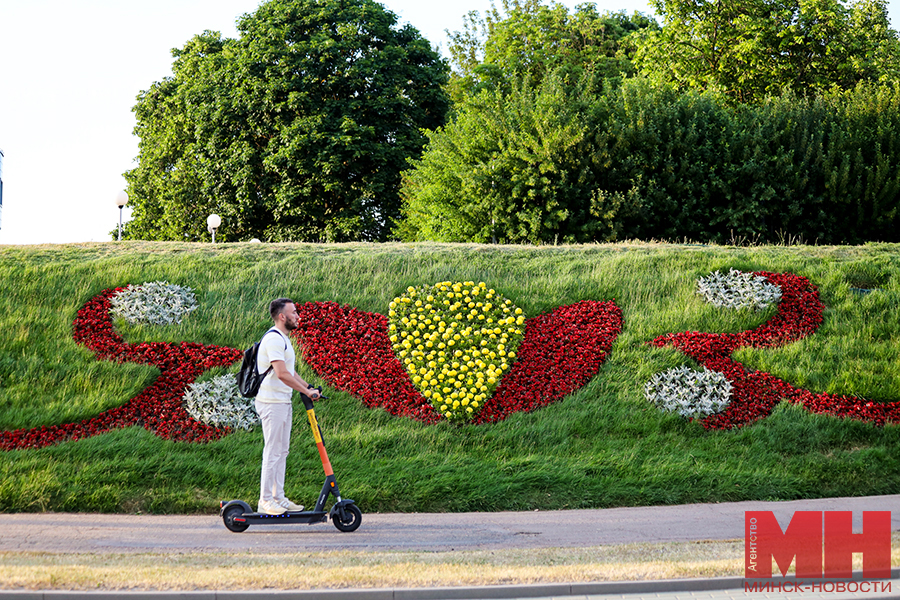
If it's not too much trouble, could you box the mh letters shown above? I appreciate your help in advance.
[745,511,891,579]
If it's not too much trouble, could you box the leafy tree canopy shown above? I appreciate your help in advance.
[446,0,658,101]
[633,0,900,102]
[399,72,615,244]
[123,0,449,242]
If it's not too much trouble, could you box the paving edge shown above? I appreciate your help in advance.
[0,569,897,600]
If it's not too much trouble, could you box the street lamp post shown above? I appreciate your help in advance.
[115,191,128,241]
[207,214,222,243]
[491,178,497,244]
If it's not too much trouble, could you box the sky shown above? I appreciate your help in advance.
[0,0,897,245]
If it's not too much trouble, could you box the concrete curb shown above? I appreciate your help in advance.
[1,570,897,600]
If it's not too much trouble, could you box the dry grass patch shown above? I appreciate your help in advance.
[0,540,744,591]
[2,535,898,591]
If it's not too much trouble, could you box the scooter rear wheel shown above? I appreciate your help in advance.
[332,503,362,532]
[223,504,250,532]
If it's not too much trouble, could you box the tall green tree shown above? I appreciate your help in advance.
[123,0,449,242]
[446,0,657,101]
[123,32,227,242]
[633,0,900,103]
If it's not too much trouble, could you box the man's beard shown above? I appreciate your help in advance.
[285,319,298,331]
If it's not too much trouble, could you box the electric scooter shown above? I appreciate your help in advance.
[219,390,362,533]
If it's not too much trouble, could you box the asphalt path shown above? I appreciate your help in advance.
[0,494,897,554]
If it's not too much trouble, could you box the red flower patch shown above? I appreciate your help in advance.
[295,302,441,424]
[0,288,242,450]
[293,300,623,424]
[650,271,900,429]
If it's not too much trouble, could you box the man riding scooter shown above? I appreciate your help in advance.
[254,297,321,515]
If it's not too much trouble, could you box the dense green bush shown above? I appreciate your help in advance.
[595,79,900,244]
[401,78,900,244]
[398,75,602,243]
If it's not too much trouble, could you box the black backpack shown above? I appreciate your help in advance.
[236,330,286,398]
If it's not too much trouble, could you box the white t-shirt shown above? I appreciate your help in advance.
[256,328,295,403]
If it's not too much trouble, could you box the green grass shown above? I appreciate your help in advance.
[0,241,898,514]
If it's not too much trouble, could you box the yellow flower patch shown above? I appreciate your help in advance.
[389,281,525,422]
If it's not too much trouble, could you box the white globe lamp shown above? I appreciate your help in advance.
[207,213,222,243]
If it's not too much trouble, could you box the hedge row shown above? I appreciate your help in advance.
[401,78,900,245]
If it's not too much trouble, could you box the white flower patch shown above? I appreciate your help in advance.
[644,366,732,420]
[696,269,782,311]
[184,374,259,431]
[110,281,198,325]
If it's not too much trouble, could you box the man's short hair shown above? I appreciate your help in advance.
[269,298,295,320]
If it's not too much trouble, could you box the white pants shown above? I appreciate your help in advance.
[255,401,293,503]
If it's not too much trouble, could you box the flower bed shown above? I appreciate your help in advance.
[293,298,623,424]
[644,366,732,420]
[184,374,259,431]
[0,288,242,450]
[294,302,440,424]
[696,269,782,311]
[110,281,198,325]
[388,281,526,422]
[650,271,900,429]
[2,270,895,451]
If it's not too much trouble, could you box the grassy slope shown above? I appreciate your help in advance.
[0,241,897,514]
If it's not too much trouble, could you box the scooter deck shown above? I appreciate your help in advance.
[234,510,328,525]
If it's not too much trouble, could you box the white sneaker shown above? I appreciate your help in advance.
[257,499,286,515]
[277,498,304,512]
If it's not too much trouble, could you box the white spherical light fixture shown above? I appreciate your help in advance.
[207,213,222,243]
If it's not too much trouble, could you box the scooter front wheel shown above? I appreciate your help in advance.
[332,503,362,532]
[223,504,250,532]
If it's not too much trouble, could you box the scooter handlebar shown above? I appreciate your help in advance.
[300,388,327,410]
